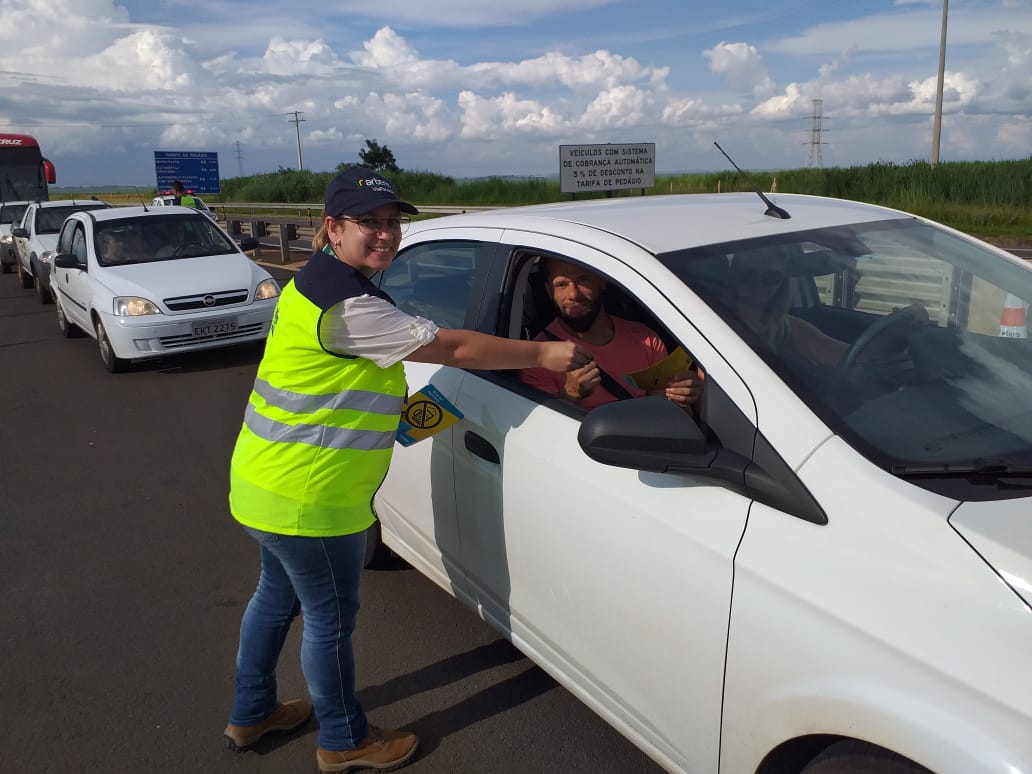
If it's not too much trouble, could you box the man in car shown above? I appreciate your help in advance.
[521,257,703,410]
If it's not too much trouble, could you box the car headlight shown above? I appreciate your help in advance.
[255,278,280,300]
[39,251,53,265]
[113,296,161,316]
[0,234,12,245]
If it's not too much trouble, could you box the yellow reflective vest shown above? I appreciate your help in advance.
[229,251,407,536]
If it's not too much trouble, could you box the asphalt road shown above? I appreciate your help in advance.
[0,269,661,774]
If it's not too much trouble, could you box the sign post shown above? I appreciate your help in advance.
[559,143,655,195]
[154,151,221,195]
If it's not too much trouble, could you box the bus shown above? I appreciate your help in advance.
[0,133,56,202]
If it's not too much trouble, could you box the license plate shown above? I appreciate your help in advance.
[193,317,237,337]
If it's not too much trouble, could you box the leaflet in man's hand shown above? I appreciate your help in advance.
[396,384,463,446]
[624,347,694,391]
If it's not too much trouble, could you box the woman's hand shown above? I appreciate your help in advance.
[539,340,593,373]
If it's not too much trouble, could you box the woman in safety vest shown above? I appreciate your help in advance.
[222,167,590,772]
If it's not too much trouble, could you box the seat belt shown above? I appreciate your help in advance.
[537,328,635,401]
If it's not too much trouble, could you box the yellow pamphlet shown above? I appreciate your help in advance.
[624,347,694,391]
[396,384,463,446]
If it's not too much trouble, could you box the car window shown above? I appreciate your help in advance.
[70,227,88,264]
[57,219,77,253]
[94,214,237,266]
[36,204,108,234]
[379,241,480,328]
[1,204,28,226]
[502,249,698,408]
[659,219,1032,470]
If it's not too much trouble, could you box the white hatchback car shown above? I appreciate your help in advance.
[150,193,218,222]
[12,199,113,302]
[50,205,278,372]
[368,193,1032,773]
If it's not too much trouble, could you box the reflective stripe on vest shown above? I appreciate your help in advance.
[243,403,397,451]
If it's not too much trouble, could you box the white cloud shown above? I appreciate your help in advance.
[704,42,775,99]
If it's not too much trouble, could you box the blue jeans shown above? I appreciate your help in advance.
[230,526,369,751]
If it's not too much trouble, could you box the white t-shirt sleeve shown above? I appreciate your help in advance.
[319,294,440,368]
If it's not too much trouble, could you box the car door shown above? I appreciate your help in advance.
[447,236,758,773]
[53,219,93,331]
[373,229,503,598]
[14,204,35,271]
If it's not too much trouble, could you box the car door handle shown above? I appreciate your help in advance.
[464,431,500,464]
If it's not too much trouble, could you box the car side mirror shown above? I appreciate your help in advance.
[11,227,28,239]
[237,236,259,252]
[578,396,710,472]
[53,253,84,269]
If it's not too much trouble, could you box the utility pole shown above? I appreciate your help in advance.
[234,141,244,177]
[931,0,949,167]
[806,99,828,168]
[286,111,305,171]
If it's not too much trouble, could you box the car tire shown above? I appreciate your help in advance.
[33,261,52,304]
[363,520,392,569]
[55,296,82,338]
[17,260,33,289]
[95,318,127,373]
[801,741,931,774]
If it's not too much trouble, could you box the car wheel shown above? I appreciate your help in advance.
[17,260,33,289]
[55,296,82,338]
[95,318,127,373]
[363,520,392,569]
[33,264,52,304]
[801,741,931,774]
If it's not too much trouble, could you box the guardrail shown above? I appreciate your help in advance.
[217,204,497,264]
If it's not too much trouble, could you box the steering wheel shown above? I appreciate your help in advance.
[836,306,921,372]
[173,242,203,257]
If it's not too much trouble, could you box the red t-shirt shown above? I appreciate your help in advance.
[520,316,668,410]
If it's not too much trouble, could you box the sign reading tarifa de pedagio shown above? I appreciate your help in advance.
[559,143,655,194]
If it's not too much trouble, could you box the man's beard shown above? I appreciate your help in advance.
[557,299,602,333]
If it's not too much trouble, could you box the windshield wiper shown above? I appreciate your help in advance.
[893,459,1032,488]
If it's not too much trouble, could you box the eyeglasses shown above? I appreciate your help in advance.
[738,269,787,287]
[340,216,411,235]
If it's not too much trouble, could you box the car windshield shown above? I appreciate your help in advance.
[37,203,108,233]
[94,214,238,266]
[661,219,1032,471]
[1,203,29,226]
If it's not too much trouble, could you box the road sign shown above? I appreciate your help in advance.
[559,143,655,194]
[154,151,221,194]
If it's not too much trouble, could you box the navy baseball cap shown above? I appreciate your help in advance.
[324,167,418,217]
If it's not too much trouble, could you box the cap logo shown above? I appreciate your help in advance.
[357,177,393,193]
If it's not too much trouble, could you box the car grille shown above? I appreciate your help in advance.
[164,289,249,311]
[159,322,265,349]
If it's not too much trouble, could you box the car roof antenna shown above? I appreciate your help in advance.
[713,142,790,220]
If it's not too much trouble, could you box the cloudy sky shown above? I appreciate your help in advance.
[1,0,1030,188]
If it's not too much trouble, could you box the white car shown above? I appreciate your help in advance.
[12,199,113,302]
[50,205,278,372]
[368,193,1032,773]
[0,200,32,273]
[150,193,218,222]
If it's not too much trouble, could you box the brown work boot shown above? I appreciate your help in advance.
[224,698,313,751]
[316,725,419,772]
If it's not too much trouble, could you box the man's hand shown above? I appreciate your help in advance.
[563,361,602,402]
[649,369,704,407]
[539,340,593,373]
